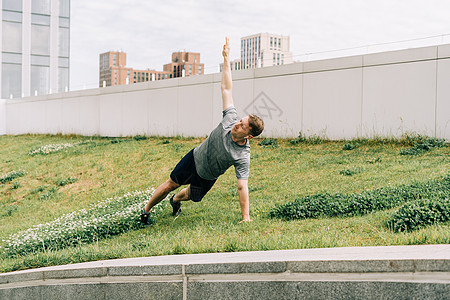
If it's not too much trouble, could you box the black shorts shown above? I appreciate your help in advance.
[170,149,216,202]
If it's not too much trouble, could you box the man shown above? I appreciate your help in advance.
[141,37,264,224]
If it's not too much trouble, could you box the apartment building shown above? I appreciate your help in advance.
[163,51,204,78]
[1,0,70,99]
[241,33,293,69]
[99,51,171,87]
[220,33,293,71]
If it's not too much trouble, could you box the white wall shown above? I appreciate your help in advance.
[0,99,5,135]
[3,44,450,140]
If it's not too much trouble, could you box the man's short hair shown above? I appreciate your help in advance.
[248,114,264,137]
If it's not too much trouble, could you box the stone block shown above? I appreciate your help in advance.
[414,259,450,272]
[44,267,107,279]
[186,263,241,275]
[240,261,287,273]
[108,264,181,276]
[2,270,43,284]
[104,282,182,300]
[186,261,286,274]
[42,283,104,300]
[187,280,450,300]
[141,265,182,276]
[0,285,42,300]
[288,260,415,273]
[187,281,301,300]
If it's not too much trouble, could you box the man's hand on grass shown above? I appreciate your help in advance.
[239,217,252,224]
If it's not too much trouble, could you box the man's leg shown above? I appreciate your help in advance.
[169,186,190,216]
[173,186,190,202]
[144,178,180,212]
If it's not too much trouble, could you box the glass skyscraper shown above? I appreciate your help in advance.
[1,0,70,99]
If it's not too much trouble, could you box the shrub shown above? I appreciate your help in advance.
[368,157,382,164]
[339,168,363,176]
[258,138,278,148]
[0,170,26,184]
[133,135,147,141]
[403,133,445,146]
[269,174,450,220]
[400,136,446,155]
[30,186,47,194]
[289,134,305,145]
[387,198,450,232]
[290,133,327,145]
[56,177,78,187]
[343,142,359,150]
[1,189,168,257]
[39,187,57,201]
[0,204,19,217]
[110,139,125,144]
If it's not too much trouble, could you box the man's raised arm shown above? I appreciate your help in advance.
[221,37,233,110]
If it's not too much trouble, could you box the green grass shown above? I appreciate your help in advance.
[0,134,449,273]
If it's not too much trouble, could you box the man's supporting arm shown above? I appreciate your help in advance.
[237,179,251,222]
[221,37,233,110]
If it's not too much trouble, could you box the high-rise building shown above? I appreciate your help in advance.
[99,51,171,87]
[241,33,293,69]
[1,0,70,99]
[163,51,204,78]
[220,33,293,71]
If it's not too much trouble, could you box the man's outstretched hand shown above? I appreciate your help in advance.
[222,37,230,59]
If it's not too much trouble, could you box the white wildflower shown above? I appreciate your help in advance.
[2,188,165,256]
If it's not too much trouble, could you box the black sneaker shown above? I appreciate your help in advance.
[140,209,151,225]
[170,195,181,216]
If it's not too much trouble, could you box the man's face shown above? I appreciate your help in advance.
[231,116,251,138]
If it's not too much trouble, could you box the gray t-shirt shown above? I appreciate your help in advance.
[193,106,250,180]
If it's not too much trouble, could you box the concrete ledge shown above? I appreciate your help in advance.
[438,44,450,59]
[0,245,449,299]
[304,55,363,73]
[254,62,304,78]
[363,46,438,66]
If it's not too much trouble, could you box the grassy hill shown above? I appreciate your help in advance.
[0,134,448,273]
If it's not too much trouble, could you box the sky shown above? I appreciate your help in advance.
[69,0,450,91]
